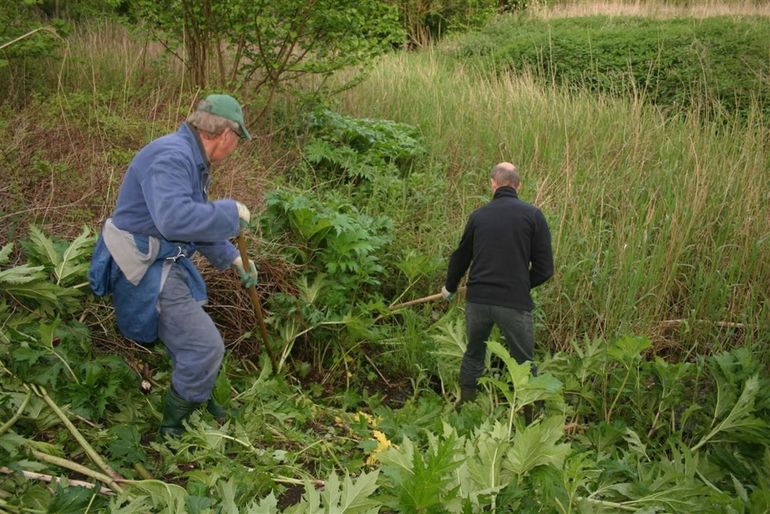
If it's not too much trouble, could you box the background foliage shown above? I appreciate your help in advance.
[455,15,770,120]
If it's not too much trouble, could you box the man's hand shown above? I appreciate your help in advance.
[441,286,455,301]
[232,256,258,289]
[235,202,251,231]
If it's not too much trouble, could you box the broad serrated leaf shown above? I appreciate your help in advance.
[48,484,103,514]
[0,264,47,284]
[692,375,770,450]
[245,491,280,514]
[27,225,61,269]
[321,469,380,513]
[461,421,510,500]
[116,480,188,514]
[505,416,571,477]
[54,225,93,286]
[0,242,13,264]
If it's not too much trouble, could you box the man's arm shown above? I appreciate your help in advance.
[445,216,475,292]
[142,156,240,242]
[195,240,239,271]
[529,210,553,288]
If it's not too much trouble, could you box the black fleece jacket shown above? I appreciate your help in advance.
[445,186,553,311]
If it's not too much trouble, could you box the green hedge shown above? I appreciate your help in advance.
[453,15,770,119]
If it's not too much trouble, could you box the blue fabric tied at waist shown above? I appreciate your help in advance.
[89,227,207,344]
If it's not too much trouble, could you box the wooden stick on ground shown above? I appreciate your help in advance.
[235,234,279,371]
[659,319,745,329]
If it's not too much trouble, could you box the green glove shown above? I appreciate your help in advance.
[233,258,258,289]
[441,286,455,301]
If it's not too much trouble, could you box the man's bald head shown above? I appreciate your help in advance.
[490,162,520,190]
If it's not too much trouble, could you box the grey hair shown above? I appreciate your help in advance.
[490,162,520,188]
[186,100,239,137]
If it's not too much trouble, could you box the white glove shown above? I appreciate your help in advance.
[235,202,250,230]
[441,286,456,301]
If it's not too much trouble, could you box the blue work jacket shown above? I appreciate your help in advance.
[89,123,240,343]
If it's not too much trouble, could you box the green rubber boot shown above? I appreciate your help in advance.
[159,388,199,438]
[206,397,236,423]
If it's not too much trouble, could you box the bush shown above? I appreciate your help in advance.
[303,109,426,184]
[453,15,770,120]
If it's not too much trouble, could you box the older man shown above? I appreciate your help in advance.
[89,94,258,437]
[442,162,554,407]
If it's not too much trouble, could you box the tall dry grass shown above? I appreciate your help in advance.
[337,49,770,355]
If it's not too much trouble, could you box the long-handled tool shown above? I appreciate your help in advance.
[236,234,279,371]
[388,286,467,311]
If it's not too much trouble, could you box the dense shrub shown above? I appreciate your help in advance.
[453,15,770,119]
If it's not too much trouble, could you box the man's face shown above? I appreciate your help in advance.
[209,128,240,163]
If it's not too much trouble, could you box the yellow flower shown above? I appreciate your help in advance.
[354,411,381,426]
[366,430,394,465]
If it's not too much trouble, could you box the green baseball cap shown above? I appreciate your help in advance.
[199,94,251,140]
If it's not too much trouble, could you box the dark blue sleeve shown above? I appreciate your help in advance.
[141,156,240,243]
[196,240,239,271]
[445,215,474,292]
[529,210,553,288]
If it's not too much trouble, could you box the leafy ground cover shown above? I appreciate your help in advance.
[2,227,770,512]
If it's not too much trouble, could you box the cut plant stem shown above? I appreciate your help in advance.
[0,466,114,495]
[30,450,122,493]
[29,384,123,484]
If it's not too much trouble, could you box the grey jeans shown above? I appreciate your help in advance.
[158,264,224,403]
[460,302,535,390]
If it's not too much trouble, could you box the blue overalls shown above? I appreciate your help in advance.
[89,123,240,403]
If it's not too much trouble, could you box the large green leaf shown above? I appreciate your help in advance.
[692,375,770,451]
[53,225,93,286]
[505,416,571,478]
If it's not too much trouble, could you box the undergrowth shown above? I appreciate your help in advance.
[2,229,770,512]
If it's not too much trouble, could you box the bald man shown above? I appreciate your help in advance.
[442,162,553,407]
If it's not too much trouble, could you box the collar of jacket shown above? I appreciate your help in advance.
[180,122,210,171]
[493,186,518,200]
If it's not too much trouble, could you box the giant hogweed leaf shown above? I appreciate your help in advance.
[485,340,563,408]
[0,264,47,285]
[323,470,381,513]
[0,242,12,264]
[599,446,720,512]
[112,480,188,514]
[692,375,770,451]
[0,263,81,315]
[380,432,463,513]
[244,492,279,514]
[27,225,61,270]
[504,416,571,478]
[607,336,650,364]
[53,225,93,286]
[48,484,104,514]
[430,315,469,391]
[623,428,648,460]
[285,470,380,514]
[459,421,511,505]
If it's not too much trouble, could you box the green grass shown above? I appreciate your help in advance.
[335,48,770,355]
[453,15,770,121]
